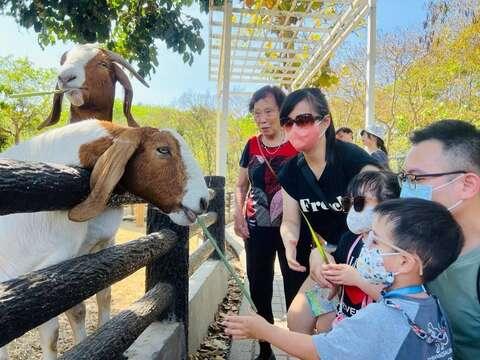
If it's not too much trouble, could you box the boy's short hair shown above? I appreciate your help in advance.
[347,170,400,202]
[374,198,463,282]
[410,119,480,174]
[336,127,353,135]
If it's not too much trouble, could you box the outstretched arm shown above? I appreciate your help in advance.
[224,313,320,360]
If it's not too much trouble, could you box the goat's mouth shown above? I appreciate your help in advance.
[181,205,198,223]
[57,85,87,92]
[64,88,85,106]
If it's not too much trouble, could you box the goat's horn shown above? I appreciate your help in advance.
[104,49,150,88]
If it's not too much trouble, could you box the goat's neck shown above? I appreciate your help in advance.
[70,106,113,123]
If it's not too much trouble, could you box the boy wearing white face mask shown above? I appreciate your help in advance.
[223,198,462,360]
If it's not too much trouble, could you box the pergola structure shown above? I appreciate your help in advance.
[209,0,377,176]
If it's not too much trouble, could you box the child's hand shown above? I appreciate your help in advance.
[223,312,271,340]
[310,249,336,288]
[322,263,362,287]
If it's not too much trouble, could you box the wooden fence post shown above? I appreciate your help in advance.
[205,176,226,258]
[146,206,189,352]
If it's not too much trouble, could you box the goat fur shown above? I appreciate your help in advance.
[0,120,208,359]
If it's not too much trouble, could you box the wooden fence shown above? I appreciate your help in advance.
[0,159,225,359]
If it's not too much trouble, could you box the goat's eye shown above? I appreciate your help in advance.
[99,62,109,68]
[156,147,171,156]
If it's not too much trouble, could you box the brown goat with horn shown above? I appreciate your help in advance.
[38,43,149,129]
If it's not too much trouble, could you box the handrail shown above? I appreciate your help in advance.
[189,211,217,238]
[0,231,176,347]
[59,282,174,360]
[189,241,215,277]
[0,159,146,215]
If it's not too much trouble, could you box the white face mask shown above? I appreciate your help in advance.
[346,206,375,235]
[356,245,400,286]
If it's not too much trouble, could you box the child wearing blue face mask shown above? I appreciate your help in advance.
[224,198,462,360]
[287,171,400,334]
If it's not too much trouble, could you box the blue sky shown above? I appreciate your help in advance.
[0,0,428,107]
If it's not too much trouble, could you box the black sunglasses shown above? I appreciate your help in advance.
[281,113,326,129]
[341,196,368,213]
[397,170,467,185]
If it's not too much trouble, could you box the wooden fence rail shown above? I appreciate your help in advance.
[59,282,174,360]
[0,160,226,358]
[0,159,145,215]
[0,231,176,347]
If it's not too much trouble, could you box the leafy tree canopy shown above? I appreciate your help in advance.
[0,56,57,146]
[0,0,213,77]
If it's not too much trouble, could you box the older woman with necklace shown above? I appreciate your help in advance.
[234,85,303,360]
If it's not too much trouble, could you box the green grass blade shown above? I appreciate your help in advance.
[197,217,257,312]
[300,211,330,264]
[9,89,66,98]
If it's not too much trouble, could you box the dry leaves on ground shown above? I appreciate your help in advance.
[189,259,244,360]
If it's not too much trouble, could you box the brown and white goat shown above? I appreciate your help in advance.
[38,43,149,129]
[0,120,209,359]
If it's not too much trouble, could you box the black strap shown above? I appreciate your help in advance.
[256,135,278,179]
[298,154,329,204]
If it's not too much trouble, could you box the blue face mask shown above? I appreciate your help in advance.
[399,182,433,200]
[399,175,465,211]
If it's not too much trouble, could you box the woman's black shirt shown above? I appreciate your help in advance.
[278,140,378,247]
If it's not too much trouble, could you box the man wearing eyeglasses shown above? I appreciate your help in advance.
[400,119,480,360]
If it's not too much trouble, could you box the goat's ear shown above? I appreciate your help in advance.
[113,63,139,128]
[38,84,63,130]
[68,129,143,222]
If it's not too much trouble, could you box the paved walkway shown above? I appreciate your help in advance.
[227,227,297,360]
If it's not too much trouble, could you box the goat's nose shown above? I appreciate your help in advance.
[199,197,208,213]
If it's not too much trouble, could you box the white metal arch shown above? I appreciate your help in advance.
[210,0,377,176]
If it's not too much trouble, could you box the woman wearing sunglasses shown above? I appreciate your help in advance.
[276,88,379,315]
[286,171,401,334]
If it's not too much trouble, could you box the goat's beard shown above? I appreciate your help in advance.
[66,89,85,107]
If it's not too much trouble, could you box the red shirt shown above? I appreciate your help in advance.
[239,135,297,227]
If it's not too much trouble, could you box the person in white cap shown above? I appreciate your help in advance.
[361,122,389,169]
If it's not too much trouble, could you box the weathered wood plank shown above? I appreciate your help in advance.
[189,241,214,277]
[189,211,217,238]
[0,159,90,215]
[0,231,176,346]
[59,282,174,360]
[0,159,146,215]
